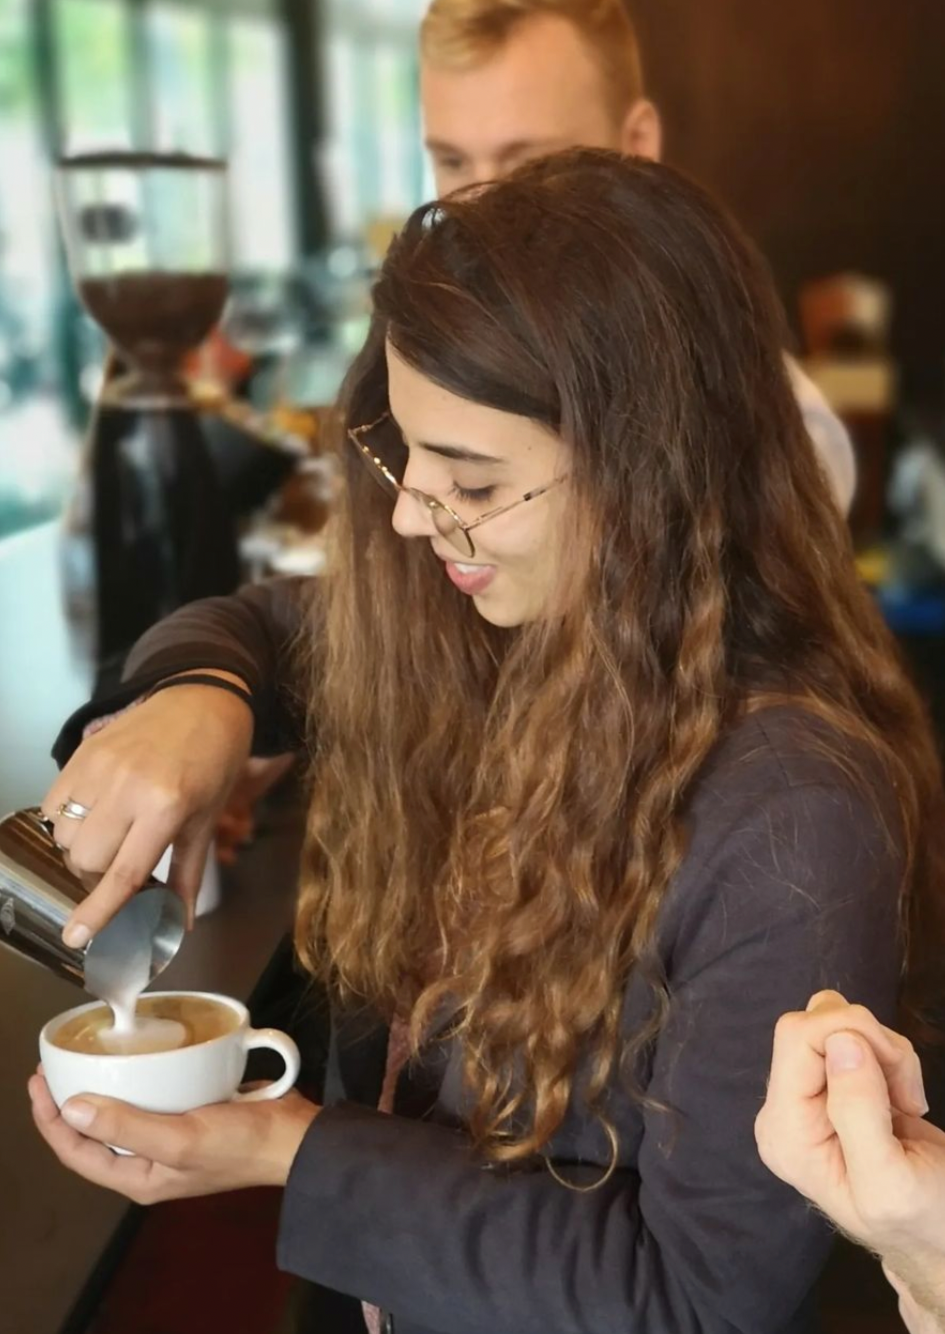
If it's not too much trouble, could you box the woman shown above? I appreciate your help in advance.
[31,151,945,1334]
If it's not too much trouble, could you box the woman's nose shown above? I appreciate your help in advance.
[391,487,438,540]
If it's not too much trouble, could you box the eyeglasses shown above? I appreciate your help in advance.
[347,412,566,559]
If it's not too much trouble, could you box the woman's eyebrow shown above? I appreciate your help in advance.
[418,441,506,466]
[388,413,507,465]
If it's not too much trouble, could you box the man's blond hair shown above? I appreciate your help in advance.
[420,0,645,122]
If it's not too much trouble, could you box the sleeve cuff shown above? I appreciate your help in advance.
[276,1101,472,1305]
[51,655,296,769]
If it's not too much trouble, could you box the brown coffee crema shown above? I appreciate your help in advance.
[51,994,239,1056]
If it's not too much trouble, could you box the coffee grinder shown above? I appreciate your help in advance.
[55,152,241,684]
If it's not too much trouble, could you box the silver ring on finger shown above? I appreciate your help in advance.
[57,799,92,822]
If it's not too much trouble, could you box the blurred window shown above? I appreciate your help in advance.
[225,13,295,270]
[146,4,215,157]
[55,0,134,151]
[322,0,433,241]
[0,0,76,538]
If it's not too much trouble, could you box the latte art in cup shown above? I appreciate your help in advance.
[50,994,239,1056]
[39,990,301,1143]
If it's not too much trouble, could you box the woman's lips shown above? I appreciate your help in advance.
[443,559,497,596]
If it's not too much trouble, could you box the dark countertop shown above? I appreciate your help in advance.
[1,835,299,1334]
[0,521,301,1334]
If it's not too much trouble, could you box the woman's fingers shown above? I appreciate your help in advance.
[28,1075,157,1197]
[61,813,185,945]
[54,802,133,881]
[166,822,216,929]
[41,686,254,941]
[42,741,117,843]
[58,1093,196,1167]
[42,785,100,855]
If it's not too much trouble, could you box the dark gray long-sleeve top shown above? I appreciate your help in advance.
[54,579,905,1334]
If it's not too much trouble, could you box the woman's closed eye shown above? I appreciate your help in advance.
[451,481,496,506]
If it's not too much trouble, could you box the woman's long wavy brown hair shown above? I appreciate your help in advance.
[296,150,945,1164]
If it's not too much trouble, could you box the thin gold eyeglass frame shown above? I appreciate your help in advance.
[347,411,565,559]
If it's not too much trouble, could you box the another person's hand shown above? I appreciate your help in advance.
[214,754,296,867]
[42,673,254,945]
[885,1266,945,1334]
[28,1068,318,1200]
[755,990,945,1331]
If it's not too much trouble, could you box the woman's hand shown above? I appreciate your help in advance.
[28,1070,318,1202]
[755,990,945,1332]
[42,673,254,945]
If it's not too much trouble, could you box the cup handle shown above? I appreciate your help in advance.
[232,1027,301,1102]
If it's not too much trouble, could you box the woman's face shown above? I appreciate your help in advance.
[385,342,572,627]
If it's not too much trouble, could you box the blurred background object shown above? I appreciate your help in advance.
[0,0,430,546]
[53,152,244,681]
[629,0,945,415]
[800,272,892,358]
[799,271,896,539]
[2,0,942,546]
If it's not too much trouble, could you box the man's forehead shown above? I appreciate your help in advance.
[425,129,574,160]
[421,61,611,154]
[421,15,611,121]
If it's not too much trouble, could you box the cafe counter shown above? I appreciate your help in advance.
[0,522,300,1334]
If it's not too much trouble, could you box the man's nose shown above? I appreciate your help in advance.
[465,166,500,194]
[436,163,501,198]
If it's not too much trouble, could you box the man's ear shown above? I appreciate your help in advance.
[619,98,663,162]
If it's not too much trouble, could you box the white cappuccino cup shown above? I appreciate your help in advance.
[39,991,300,1123]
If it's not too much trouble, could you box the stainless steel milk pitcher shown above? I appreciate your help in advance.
[0,807,184,994]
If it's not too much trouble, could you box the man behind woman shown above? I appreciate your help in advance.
[418,0,857,514]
